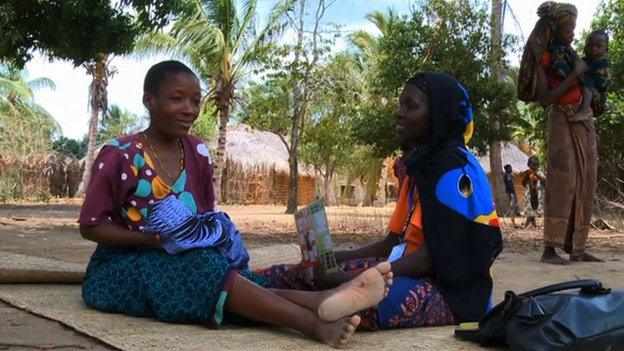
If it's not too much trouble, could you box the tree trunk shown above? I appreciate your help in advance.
[322,172,332,204]
[75,104,100,196]
[361,158,383,207]
[375,158,389,206]
[213,80,232,204]
[286,104,305,214]
[488,0,508,213]
[76,56,109,196]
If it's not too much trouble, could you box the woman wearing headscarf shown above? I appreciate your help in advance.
[256,72,503,329]
[518,2,603,264]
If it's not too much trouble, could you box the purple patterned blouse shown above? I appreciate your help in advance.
[78,133,215,233]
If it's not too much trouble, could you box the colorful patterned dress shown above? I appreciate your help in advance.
[255,177,456,331]
[79,133,266,326]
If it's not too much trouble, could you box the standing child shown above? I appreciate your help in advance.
[502,164,521,227]
[521,156,546,228]
[569,30,612,121]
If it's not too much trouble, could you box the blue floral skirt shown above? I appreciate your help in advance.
[82,245,267,326]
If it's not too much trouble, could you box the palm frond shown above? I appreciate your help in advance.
[203,0,236,48]
[231,0,258,55]
[27,77,56,92]
[176,19,225,60]
[232,0,293,78]
[348,30,378,60]
[366,9,396,35]
[133,30,190,60]
[0,76,33,100]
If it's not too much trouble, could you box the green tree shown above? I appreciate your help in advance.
[591,0,624,199]
[0,0,180,67]
[489,0,507,212]
[347,1,519,208]
[240,77,292,146]
[0,63,59,155]
[137,0,293,201]
[349,9,398,66]
[300,53,364,202]
[509,101,548,159]
[243,0,337,213]
[346,9,401,205]
[97,105,144,145]
[77,54,117,196]
[52,136,88,159]
[192,102,219,142]
[1,2,181,195]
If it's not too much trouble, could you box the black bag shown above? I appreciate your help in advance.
[455,279,624,350]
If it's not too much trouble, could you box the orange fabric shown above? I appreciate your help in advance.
[540,52,582,105]
[387,176,425,255]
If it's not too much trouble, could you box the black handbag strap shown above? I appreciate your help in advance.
[518,279,608,298]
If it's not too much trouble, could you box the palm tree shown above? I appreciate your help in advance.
[346,9,398,206]
[97,104,143,145]
[510,101,548,156]
[348,9,397,64]
[0,63,59,155]
[76,54,116,196]
[136,0,293,201]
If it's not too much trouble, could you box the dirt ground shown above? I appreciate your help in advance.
[1,201,623,350]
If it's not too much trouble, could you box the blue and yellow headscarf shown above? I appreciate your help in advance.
[404,72,503,322]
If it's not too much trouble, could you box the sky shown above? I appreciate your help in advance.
[25,0,600,140]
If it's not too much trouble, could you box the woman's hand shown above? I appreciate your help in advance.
[313,265,351,289]
[573,59,587,76]
[334,250,349,264]
[146,234,164,251]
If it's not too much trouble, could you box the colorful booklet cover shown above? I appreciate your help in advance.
[293,199,338,281]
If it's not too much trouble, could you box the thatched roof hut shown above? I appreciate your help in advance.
[477,142,533,211]
[476,142,531,174]
[212,124,316,205]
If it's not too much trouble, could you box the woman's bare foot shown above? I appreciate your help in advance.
[378,261,394,297]
[317,262,392,322]
[314,315,361,348]
[570,252,605,262]
[540,246,569,265]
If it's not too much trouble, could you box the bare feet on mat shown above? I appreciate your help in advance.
[314,315,361,348]
[540,246,570,265]
[570,251,605,262]
[317,261,393,322]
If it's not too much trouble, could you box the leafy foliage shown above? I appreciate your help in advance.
[0,0,180,67]
[301,53,364,179]
[97,105,144,145]
[580,0,623,198]
[192,103,219,141]
[0,63,59,155]
[371,0,518,155]
[52,136,88,159]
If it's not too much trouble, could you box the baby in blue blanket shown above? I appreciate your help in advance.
[145,195,250,271]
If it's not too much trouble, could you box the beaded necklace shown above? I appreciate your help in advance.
[142,133,184,184]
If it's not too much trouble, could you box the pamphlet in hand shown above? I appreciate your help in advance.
[294,199,338,282]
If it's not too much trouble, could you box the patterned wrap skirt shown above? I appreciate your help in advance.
[82,245,267,326]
